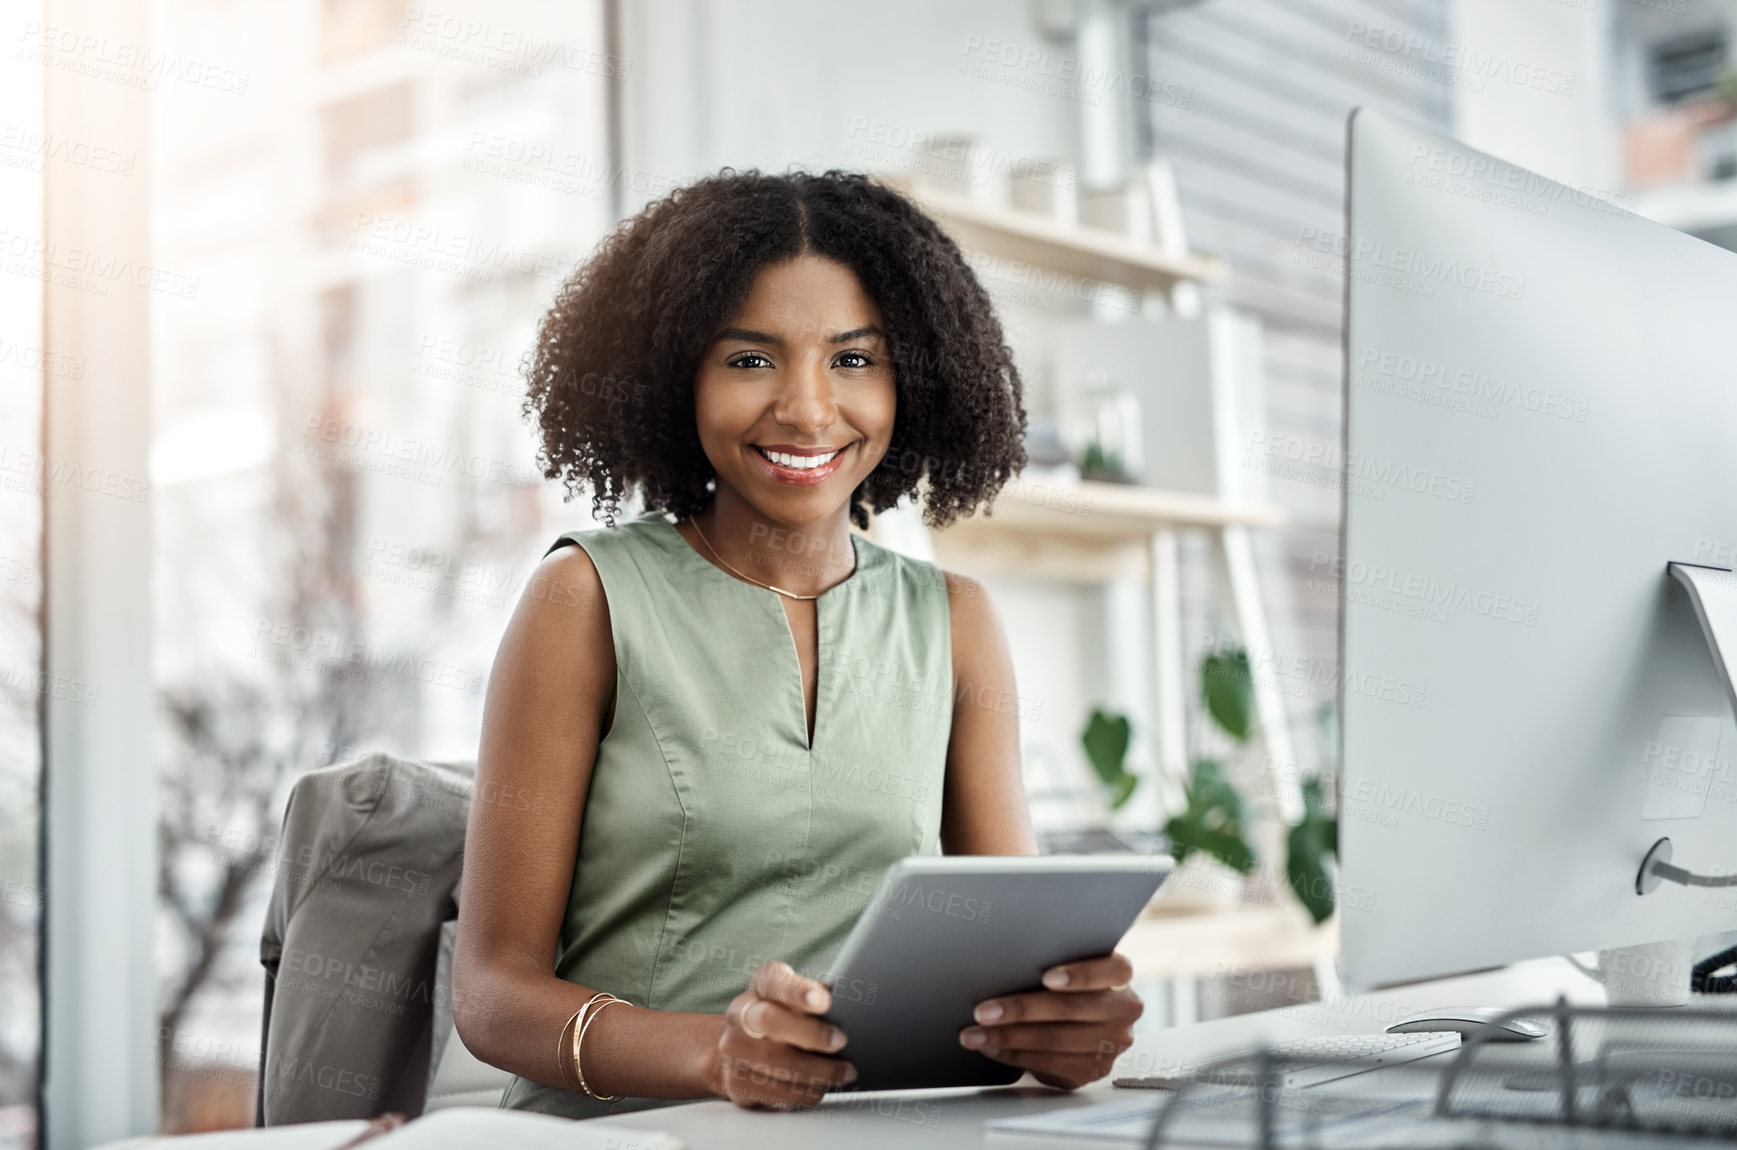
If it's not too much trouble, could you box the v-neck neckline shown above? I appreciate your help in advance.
[655,515,863,751]
[658,514,862,602]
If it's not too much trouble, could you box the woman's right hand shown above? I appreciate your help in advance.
[712,960,856,1109]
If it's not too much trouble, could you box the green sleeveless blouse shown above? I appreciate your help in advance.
[500,514,953,1117]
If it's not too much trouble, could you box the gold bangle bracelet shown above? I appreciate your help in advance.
[554,1007,585,1092]
[569,992,612,1093]
[567,993,612,1094]
[574,993,628,1103]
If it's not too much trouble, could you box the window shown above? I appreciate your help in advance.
[0,30,44,1149]
[150,0,612,1130]
[1647,28,1729,106]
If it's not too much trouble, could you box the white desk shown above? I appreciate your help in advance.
[601,957,1606,1148]
[98,959,1608,1150]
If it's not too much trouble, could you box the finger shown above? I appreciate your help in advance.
[962,1021,1127,1056]
[1027,1053,1120,1090]
[725,1073,829,1112]
[735,998,848,1054]
[749,960,831,1014]
[976,1047,1119,1089]
[1042,951,1134,992]
[717,1047,855,1101]
[719,1056,840,1097]
[972,988,1142,1027]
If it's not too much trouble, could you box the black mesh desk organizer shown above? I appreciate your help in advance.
[1138,1000,1737,1148]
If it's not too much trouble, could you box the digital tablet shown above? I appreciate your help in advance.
[821,854,1171,1092]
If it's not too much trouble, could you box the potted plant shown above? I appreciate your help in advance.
[1152,644,1340,922]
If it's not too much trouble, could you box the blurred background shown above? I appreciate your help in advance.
[3,0,1735,1143]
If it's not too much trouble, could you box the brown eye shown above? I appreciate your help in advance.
[728,352,773,369]
[835,351,873,369]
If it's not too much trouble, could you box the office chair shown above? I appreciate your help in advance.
[256,751,511,1123]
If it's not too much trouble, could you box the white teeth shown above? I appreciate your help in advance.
[761,448,841,471]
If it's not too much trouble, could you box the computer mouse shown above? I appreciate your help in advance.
[1385,1006,1550,1042]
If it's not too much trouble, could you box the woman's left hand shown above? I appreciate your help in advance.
[959,951,1142,1090]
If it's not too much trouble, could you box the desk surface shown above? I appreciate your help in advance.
[602,957,1606,1148]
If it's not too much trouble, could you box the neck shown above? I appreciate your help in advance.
[692,489,857,598]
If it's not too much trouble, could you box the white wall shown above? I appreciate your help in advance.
[617,0,1083,206]
[1450,0,1617,191]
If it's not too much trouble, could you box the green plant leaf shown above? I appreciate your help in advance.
[1081,709,1138,810]
[1161,758,1256,875]
[1173,822,1257,875]
[1202,647,1253,742]
[1186,758,1244,823]
[1081,442,1125,480]
[1081,709,1131,786]
[1285,775,1338,924]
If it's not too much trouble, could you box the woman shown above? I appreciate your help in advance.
[453,170,1142,1117]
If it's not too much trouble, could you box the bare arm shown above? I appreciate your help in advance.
[939,572,1038,855]
[452,545,720,1099]
[452,545,853,1108]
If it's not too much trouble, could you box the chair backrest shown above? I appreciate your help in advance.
[257,752,507,1123]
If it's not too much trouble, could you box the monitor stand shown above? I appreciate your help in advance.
[1635,564,1737,899]
[1667,562,1737,723]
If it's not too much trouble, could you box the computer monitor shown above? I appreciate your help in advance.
[1337,108,1737,989]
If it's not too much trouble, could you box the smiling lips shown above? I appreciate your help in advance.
[752,443,848,486]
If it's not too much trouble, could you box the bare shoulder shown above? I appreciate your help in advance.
[526,541,605,611]
[941,569,1004,665]
[480,540,615,766]
[501,542,613,665]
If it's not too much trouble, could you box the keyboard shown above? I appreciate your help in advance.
[1114,1030,1462,1091]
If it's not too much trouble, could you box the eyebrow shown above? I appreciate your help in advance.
[713,324,886,346]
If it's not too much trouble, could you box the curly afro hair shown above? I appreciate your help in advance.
[523,169,1027,529]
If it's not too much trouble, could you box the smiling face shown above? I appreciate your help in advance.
[693,255,897,529]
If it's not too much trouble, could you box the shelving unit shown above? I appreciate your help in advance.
[878,170,1302,823]
[883,175,1229,296]
[934,478,1283,584]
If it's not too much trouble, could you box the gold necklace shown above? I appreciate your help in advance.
[687,516,850,601]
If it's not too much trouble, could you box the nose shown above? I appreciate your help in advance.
[771,354,839,435]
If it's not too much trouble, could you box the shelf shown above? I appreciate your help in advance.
[1120,903,1336,981]
[982,478,1283,534]
[881,175,1229,294]
[932,479,1285,583]
[1637,180,1737,232]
